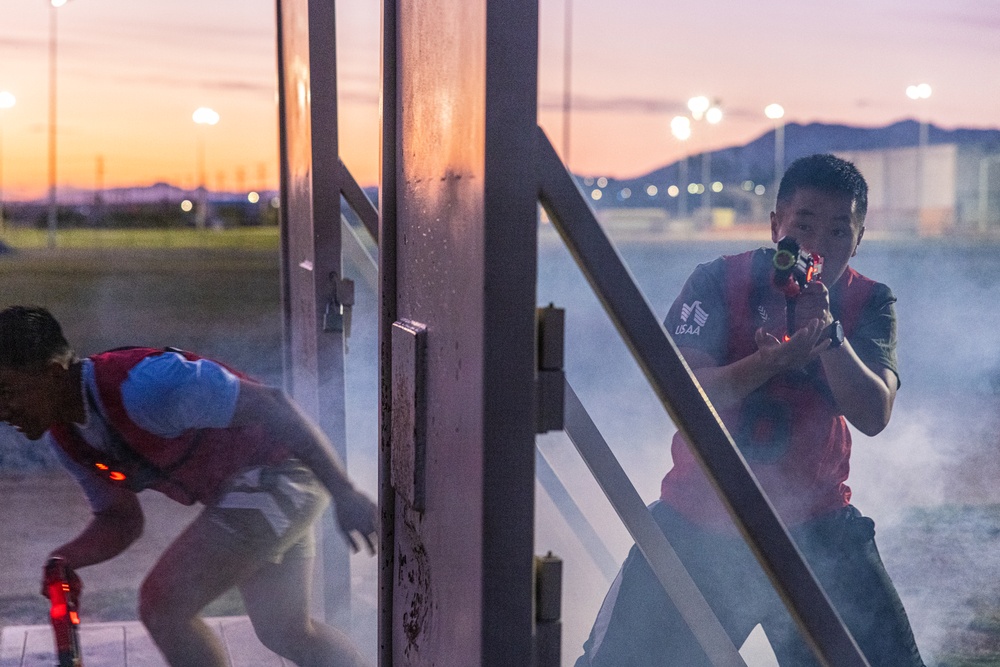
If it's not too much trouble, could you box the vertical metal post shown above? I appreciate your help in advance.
[276,0,351,625]
[378,0,398,663]
[47,3,58,249]
[561,0,572,165]
[679,155,688,219]
[383,0,539,663]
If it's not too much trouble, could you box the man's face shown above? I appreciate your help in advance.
[770,187,865,286]
[0,364,64,440]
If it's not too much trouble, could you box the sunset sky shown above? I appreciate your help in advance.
[1,0,998,200]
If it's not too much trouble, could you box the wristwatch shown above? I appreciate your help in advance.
[826,320,844,348]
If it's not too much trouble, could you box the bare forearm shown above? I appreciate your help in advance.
[692,351,777,409]
[248,386,355,500]
[50,507,144,570]
[820,342,894,436]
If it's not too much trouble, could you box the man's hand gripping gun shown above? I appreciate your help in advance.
[772,236,823,338]
[43,557,84,667]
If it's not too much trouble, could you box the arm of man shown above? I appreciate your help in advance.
[230,381,377,553]
[47,485,144,571]
[818,342,897,436]
[681,317,828,410]
[796,281,898,436]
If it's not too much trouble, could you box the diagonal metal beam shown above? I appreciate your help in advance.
[338,159,379,243]
[564,380,747,666]
[535,445,620,584]
[536,125,868,667]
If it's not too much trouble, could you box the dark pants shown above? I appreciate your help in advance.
[576,502,925,667]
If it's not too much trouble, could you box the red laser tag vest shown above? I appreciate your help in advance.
[50,347,291,505]
[660,250,876,529]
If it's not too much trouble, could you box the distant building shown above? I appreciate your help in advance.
[836,144,1000,237]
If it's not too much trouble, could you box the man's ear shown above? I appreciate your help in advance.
[852,226,866,257]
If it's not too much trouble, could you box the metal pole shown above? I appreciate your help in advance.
[679,155,688,219]
[196,129,207,229]
[979,157,989,234]
[916,120,927,225]
[563,381,747,666]
[774,122,784,196]
[377,0,398,661]
[47,3,58,249]
[0,116,5,231]
[561,0,572,165]
[702,150,711,223]
[978,156,1000,234]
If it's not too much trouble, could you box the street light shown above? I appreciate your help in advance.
[192,107,220,230]
[688,96,722,223]
[765,103,785,196]
[562,0,572,166]
[48,0,74,249]
[671,115,691,219]
[702,102,722,221]
[0,91,14,231]
[906,83,932,218]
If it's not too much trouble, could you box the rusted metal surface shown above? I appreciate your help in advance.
[382,0,539,663]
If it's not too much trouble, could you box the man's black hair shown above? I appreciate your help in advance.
[0,306,74,370]
[776,154,868,223]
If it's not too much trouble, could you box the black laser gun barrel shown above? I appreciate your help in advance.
[44,557,84,667]
[773,236,824,338]
[772,236,823,298]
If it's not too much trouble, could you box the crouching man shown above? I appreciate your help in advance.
[0,305,376,667]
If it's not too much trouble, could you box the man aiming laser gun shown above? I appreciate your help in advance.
[43,557,83,667]
[773,235,825,341]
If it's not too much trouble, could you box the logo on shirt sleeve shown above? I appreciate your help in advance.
[676,300,708,335]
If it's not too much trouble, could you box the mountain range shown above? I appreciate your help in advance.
[594,119,1000,208]
[22,119,1000,209]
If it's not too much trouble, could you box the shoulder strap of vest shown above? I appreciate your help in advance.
[722,250,758,363]
[831,267,877,336]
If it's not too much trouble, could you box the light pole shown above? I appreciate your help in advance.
[906,83,932,220]
[192,107,220,230]
[562,0,572,166]
[688,96,722,224]
[765,103,785,197]
[978,155,1000,233]
[670,115,691,220]
[48,0,73,248]
[0,91,14,231]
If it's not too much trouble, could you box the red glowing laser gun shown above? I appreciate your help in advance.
[773,237,823,339]
[43,557,84,667]
[773,236,823,298]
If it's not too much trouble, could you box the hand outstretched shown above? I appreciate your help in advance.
[333,487,379,554]
[755,318,831,372]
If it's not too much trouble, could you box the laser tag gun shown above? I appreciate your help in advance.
[43,557,84,667]
[772,236,823,337]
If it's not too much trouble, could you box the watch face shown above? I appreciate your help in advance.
[830,320,844,347]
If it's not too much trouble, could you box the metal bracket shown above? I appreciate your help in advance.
[322,272,355,342]
[536,304,565,434]
[533,551,562,667]
[391,319,428,512]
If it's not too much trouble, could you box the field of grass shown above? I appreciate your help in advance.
[0,226,281,251]
[0,238,286,470]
